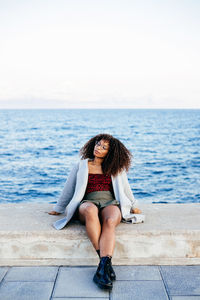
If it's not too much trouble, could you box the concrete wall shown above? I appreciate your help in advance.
[0,203,200,266]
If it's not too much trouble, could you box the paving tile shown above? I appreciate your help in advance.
[4,266,58,281]
[0,267,9,281]
[114,266,161,280]
[111,281,168,300]
[171,297,200,300]
[161,266,200,295]
[0,281,54,300]
[53,267,109,298]
[52,298,108,300]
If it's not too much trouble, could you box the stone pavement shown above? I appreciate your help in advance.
[0,265,200,300]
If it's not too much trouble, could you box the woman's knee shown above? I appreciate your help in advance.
[79,203,98,219]
[101,206,122,227]
[103,216,120,227]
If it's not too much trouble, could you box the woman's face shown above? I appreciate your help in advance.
[93,139,109,159]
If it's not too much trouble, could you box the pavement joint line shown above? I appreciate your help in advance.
[50,266,62,300]
[3,280,56,282]
[115,279,163,281]
[0,268,8,292]
[0,267,10,286]
[159,265,171,300]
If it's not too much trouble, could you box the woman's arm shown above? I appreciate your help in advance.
[50,162,79,214]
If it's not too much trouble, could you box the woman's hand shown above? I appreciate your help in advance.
[131,208,142,214]
[48,211,61,215]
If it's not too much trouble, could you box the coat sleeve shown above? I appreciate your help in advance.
[122,171,138,209]
[53,162,79,213]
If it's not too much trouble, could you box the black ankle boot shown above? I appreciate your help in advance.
[96,251,116,281]
[107,258,116,281]
[93,256,113,290]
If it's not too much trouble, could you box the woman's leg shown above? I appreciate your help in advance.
[79,202,101,250]
[99,205,122,257]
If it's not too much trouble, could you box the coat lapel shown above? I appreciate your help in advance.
[112,173,132,218]
[53,159,89,230]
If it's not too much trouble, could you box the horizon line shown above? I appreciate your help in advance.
[0,107,200,110]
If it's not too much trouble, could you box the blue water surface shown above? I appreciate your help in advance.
[0,109,199,204]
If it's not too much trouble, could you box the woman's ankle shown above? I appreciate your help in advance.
[96,249,100,258]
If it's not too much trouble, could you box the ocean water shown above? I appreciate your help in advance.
[0,109,199,205]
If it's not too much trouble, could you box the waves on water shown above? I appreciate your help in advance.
[0,109,199,204]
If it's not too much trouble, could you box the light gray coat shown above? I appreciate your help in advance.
[53,158,145,230]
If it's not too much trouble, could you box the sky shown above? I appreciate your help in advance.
[0,0,200,109]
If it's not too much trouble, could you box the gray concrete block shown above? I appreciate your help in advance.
[111,281,168,300]
[0,281,54,300]
[53,267,109,298]
[4,266,58,281]
[172,297,200,300]
[114,266,161,280]
[161,266,200,295]
[0,267,9,281]
[1,203,200,266]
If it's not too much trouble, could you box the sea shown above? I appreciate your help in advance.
[0,109,199,205]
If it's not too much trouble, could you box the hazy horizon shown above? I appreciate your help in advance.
[0,0,200,109]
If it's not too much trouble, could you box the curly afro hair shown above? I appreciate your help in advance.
[79,133,132,176]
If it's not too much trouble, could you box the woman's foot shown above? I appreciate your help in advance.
[96,250,116,281]
[93,256,113,290]
[48,211,61,215]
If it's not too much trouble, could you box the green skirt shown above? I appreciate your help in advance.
[79,191,120,209]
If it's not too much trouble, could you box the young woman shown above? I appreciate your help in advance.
[49,133,143,290]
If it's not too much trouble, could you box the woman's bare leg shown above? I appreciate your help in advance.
[99,205,122,257]
[79,202,101,250]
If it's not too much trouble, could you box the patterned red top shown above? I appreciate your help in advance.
[85,173,114,195]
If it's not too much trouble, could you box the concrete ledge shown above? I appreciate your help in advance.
[0,203,200,266]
